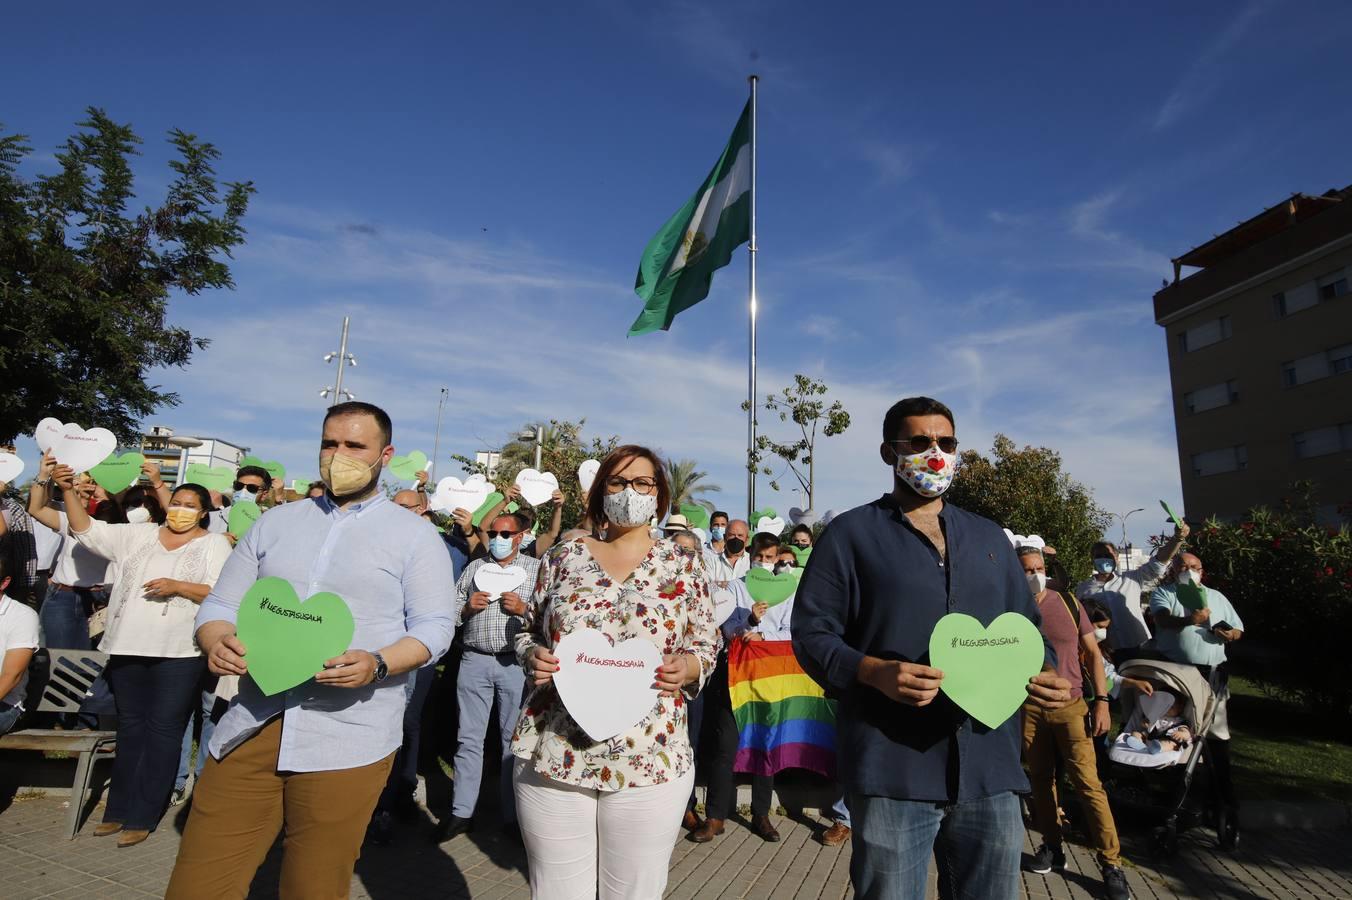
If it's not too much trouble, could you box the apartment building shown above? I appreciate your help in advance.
[1153,186,1352,524]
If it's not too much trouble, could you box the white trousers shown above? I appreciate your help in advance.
[513,757,694,900]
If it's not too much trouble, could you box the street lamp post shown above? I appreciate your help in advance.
[431,387,448,477]
[1111,507,1146,566]
[518,424,543,471]
[320,316,358,405]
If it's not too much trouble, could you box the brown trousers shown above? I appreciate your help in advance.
[1022,699,1122,867]
[165,717,394,900]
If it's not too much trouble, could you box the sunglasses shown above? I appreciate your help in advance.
[232,482,262,493]
[889,435,959,455]
[485,530,519,539]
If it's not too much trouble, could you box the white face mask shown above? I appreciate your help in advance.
[602,488,657,528]
[1093,627,1108,643]
[893,446,957,498]
[1026,572,1047,596]
[754,561,775,571]
[1178,568,1199,585]
[125,506,152,525]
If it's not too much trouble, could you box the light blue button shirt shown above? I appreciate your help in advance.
[199,493,457,772]
[1149,584,1245,668]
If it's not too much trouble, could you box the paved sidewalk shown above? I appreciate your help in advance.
[2,793,1350,898]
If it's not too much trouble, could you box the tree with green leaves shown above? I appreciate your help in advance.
[663,457,721,514]
[743,374,850,510]
[944,434,1110,583]
[0,108,254,444]
[452,419,620,532]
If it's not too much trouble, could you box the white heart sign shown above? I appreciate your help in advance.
[474,564,528,600]
[789,506,817,526]
[755,515,786,536]
[515,468,559,507]
[0,451,24,485]
[552,629,662,742]
[428,474,493,514]
[34,418,117,474]
[820,509,838,526]
[577,459,600,494]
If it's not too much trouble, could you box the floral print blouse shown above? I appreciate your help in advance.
[511,536,718,791]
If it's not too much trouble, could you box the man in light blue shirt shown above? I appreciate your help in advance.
[166,402,457,899]
[1149,551,1244,844]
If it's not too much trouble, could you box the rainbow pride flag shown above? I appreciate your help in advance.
[728,639,836,778]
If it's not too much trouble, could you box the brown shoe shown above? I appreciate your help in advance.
[93,822,123,837]
[688,818,725,843]
[816,821,851,846]
[116,829,150,848]
[750,815,781,842]
[682,809,703,832]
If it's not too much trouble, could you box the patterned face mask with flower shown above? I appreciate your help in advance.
[891,445,958,499]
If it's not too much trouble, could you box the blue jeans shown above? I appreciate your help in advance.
[848,791,1022,900]
[175,682,220,790]
[0,702,23,734]
[39,586,93,650]
[451,650,524,822]
[830,795,852,828]
[104,655,205,831]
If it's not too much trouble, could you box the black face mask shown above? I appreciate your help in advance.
[725,537,746,555]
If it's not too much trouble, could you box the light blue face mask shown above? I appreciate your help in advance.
[488,536,515,560]
[1093,558,1115,575]
[710,526,726,541]
[232,490,256,506]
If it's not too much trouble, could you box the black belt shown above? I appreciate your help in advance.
[52,583,108,594]
[464,646,515,657]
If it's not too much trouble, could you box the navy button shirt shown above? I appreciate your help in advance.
[791,495,1055,803]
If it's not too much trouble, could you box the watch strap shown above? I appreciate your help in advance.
[372,651,388,682]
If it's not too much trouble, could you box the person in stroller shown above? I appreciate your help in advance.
[1120,690,1192,754]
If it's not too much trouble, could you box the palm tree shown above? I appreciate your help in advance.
[664,457,722,513]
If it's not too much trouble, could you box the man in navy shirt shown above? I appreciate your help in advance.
[792,397,1071,900]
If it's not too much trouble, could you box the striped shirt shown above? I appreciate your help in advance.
[455,554,541,653]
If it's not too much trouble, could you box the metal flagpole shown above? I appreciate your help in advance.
[431,387,448,475]
[746,74,759,520]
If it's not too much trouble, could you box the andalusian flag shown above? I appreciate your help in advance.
[728,639,837,778]
[629,102,752,336]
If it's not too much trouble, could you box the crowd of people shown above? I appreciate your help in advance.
[0,395,1248,900]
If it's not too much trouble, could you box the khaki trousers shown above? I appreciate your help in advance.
[165,716,395,900]
[1022,699,1122,867]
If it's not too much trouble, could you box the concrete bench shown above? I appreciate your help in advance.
[0,649,116,839]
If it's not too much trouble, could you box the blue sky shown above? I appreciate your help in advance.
[7,1,1352,545]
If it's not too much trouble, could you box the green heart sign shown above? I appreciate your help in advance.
[183,462,235,494]
[236,577,355,697]
[90,451,145,494]
[472,492,519,528]
[1160,499,1182,529]
[745,568,796,607]
[389,450,428,482]
[790,546,812,567]
[750,507,777,524]
[291,479,313,495]
[1176,582,1208,612]
[929,612,1044,730]
[238,455,286,484]
[228,501,262,537]
[680,504,710,530]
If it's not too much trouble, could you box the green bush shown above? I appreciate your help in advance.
[1185,485,1352,724]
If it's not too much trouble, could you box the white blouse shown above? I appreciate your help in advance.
[73,521,232,658]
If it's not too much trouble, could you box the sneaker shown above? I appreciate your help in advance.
[1026,843,1066,874]
[1103,865,1131,900]
[169,787,187,807]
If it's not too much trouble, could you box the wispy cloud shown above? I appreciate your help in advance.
[855,140,916,185]
[1152,2,1265,131]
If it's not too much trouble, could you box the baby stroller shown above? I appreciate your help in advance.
[1105,658,1232,855]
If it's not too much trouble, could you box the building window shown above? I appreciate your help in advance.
[1183,380,1239,414]
[1191,445,1247,477]
[1273,281,1319,317]
[1177,315,1231,353]
[1283,344,1352,386]
[1318,268,1349,301]
[1293,423,1352,459]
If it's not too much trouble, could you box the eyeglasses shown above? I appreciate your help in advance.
[605,476,657,495]
[889,435,959,455]
[232,482,262,494]
[485,530,519,539]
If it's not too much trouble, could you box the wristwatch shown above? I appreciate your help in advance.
[371,651,389,683]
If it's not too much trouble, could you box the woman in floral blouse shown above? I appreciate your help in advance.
[512,445,718,900]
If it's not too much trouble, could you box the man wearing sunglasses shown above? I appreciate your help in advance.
[792,396,1072,900]
[437,512,539,843]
